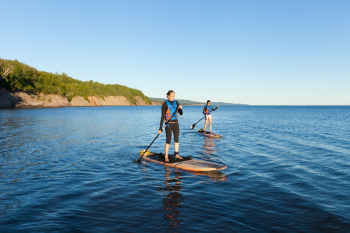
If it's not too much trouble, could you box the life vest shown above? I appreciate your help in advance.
[205,105,212,115]
[164,100,178,125]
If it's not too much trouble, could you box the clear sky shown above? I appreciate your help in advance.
[1,0,349,105]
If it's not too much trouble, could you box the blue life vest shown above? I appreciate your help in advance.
[164,100,178,126]
[205,105,212,115]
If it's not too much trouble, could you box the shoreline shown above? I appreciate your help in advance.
[0,88,160,109]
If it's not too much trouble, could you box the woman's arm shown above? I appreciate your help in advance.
[203,106,207,115]
[159,102,167,130]
[176,101,183,115]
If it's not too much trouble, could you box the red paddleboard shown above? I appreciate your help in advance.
[140,151,227,172]
[197,130,222,138]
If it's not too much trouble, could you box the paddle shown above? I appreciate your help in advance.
[135,107,179,163]
[191,116,205,129]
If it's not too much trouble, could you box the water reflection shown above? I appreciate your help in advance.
[202,137,217,155]
[157,167,183,229]
[156,166,228,231]
[187,170,228,182]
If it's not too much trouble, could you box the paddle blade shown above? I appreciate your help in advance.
[135,149,151,163]
[134,151,145,163]
[191,124,195,129]
[134,158,142,163]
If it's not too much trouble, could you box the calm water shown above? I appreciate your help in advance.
[1,106,350,232]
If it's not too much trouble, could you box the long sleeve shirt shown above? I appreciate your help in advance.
[203,105,218,115]
[159,100,183,130]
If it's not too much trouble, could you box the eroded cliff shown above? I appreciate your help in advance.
[0,88,151,108]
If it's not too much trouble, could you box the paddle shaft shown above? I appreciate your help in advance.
[194,116,205,125]
[136,107,179,162]
[191,116,206,130]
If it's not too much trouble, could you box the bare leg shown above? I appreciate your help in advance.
[164,143,170,162]
[203,117,208,133]
[209,117,212,133]
[174,142,182,159]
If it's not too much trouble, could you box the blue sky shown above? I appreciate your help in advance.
[1,0,349,105]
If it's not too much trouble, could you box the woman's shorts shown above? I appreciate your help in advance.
[205,115,212,120]
[165,122,179,144]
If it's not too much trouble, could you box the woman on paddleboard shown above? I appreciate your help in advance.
[158,90,183,162]
[203,100,219,133]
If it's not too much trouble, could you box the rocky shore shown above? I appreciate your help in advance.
[0,88,159,109]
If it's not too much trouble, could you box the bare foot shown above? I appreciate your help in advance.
[175,155,183,159]
[165,156,169,162]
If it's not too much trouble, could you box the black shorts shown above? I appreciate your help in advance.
[165,122,179,144]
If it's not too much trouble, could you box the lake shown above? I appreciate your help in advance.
[1,106,350,232]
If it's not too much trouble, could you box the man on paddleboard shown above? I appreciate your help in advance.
[158,90,183,162]
[203,100,219,134]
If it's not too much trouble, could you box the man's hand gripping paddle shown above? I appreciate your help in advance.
[135,108,178,163]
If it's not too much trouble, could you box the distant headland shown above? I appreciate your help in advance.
[0,58,155,108]
[149,97,248,106]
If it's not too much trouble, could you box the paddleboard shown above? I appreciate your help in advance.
[140,151,227,172]
[197,130,222,138]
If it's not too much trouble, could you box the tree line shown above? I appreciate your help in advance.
[0,58,151,104]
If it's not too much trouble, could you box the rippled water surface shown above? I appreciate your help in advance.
[1,106,350,232]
